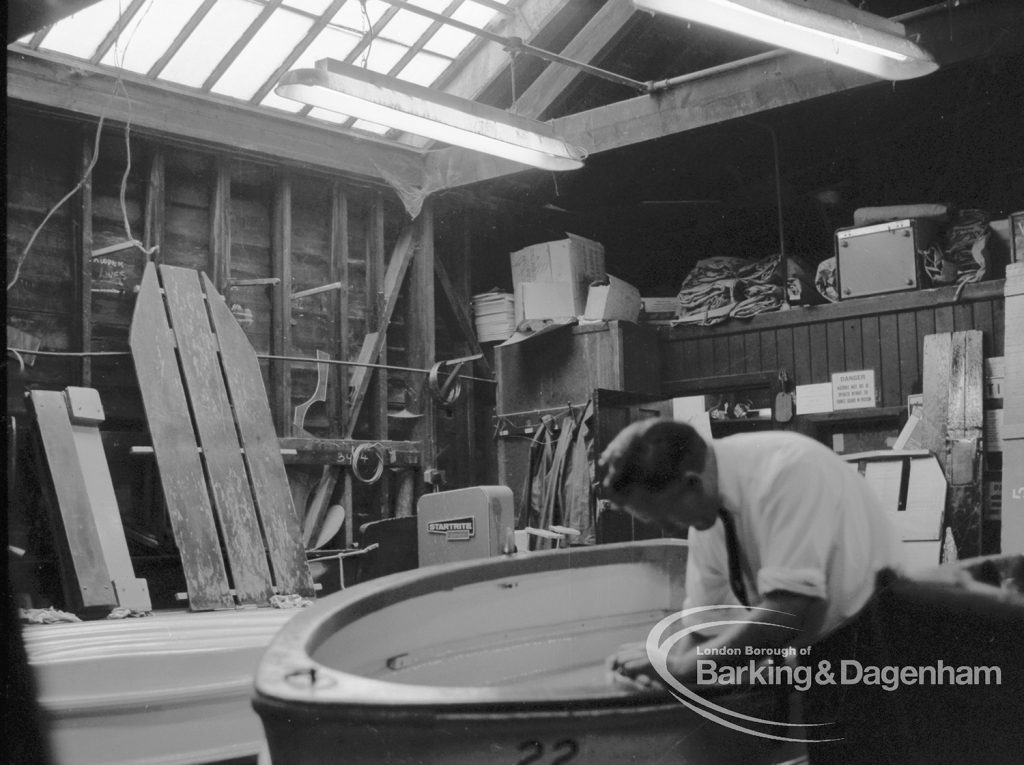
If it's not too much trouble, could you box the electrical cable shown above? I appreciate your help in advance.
[7,114,106,292]
[4,347,496,385]
[351,442,386,484]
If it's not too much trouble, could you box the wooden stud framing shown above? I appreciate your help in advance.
[273,174,294,434]
[143,150,165,262]
[209,159,231,290]
[76,123,95,386]
[408,199,436,508]
[330,183,350,433]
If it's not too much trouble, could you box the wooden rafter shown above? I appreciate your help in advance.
[513,0,639,120]
[426,0,1024,189]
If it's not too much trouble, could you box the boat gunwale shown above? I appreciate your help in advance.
[253,540,690,712]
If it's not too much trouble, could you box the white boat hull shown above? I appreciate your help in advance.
[25,608,300,765]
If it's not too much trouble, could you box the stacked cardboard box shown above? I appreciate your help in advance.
[472,291,516,343]
[509,234,606,323]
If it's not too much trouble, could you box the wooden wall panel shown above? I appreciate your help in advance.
[808,323,828,382]
[228,161,275,356]
[87,129,149,406]
[5,112,79,404]
[760,330,778,375]
[878,313,901,406]
[861,315,881,399]
[777,327,794,381]
[825,321,845,377]
[661,282,1005,412]
[289,175,335,433]
[792,325,811,386]
[6,107,400,440]
[744,331,763,375]
[162,149,212,270]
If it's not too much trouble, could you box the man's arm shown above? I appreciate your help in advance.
[610,591,816,689]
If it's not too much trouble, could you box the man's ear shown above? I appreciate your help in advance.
[681,471,703,492]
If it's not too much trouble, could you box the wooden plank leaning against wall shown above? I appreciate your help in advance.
[5,106,479,551]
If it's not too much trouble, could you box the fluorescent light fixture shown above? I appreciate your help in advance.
[633,0,938,81]
[276,59,586,171]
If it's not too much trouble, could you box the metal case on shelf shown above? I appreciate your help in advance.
[835,218,936,299]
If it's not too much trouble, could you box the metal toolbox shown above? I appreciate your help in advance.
[835,218,937,299]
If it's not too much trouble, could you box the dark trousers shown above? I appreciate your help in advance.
[799,601,901,765]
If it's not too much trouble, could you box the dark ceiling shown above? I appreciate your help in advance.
[444,1,1024,296]
[9,1,1024,297]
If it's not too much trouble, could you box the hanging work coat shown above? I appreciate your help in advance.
[561,400,596,545]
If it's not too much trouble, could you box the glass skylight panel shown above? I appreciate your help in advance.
[452,1,499,30]
[359,38,408,73]
[259,90,306,112]
[406,0,457,12]
[421,23,475,56]
[378,9,435,47]
[331,0,389,34]
[159,0,262,88]
[308,106,353,124]
[37,0,123,59]
[349,120,392,135]
[99,0,206,75]
[292,25,361,69]
[396,50,452,86]
[211,8,313,99]
[283,0,335,14]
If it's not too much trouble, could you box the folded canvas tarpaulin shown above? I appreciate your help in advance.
[674,253,786,326]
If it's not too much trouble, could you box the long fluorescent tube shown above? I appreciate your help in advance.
[276,59,586,171]
[633,0,938,81]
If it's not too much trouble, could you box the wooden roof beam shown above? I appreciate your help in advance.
[7,49,427,188]
[427,0,1024,190]
[512,0,640,120]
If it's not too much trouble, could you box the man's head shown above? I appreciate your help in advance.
[597,418,719,534]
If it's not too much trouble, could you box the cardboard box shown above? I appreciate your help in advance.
[845,449,947,571]
[584,275,641,322]
[510,234,605,322]
[520,282,576,321]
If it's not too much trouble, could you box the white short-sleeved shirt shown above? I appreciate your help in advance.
[683,431,904,643]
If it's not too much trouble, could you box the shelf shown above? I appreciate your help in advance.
[800,405,905,424]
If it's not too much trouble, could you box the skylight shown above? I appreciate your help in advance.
[14,0,516,139]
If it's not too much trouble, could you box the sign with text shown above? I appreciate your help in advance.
[832,369,877,410]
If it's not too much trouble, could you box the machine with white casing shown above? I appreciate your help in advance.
[416,486,514,567]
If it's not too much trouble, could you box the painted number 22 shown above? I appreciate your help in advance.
[515,739,580,765]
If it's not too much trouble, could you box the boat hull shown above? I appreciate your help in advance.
[254,540,787,764]
[25,607,299,765]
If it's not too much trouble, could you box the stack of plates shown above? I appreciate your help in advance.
[472,291,516,343]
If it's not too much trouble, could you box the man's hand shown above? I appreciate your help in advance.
[606,641,664,691]
[605,592,817,691]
